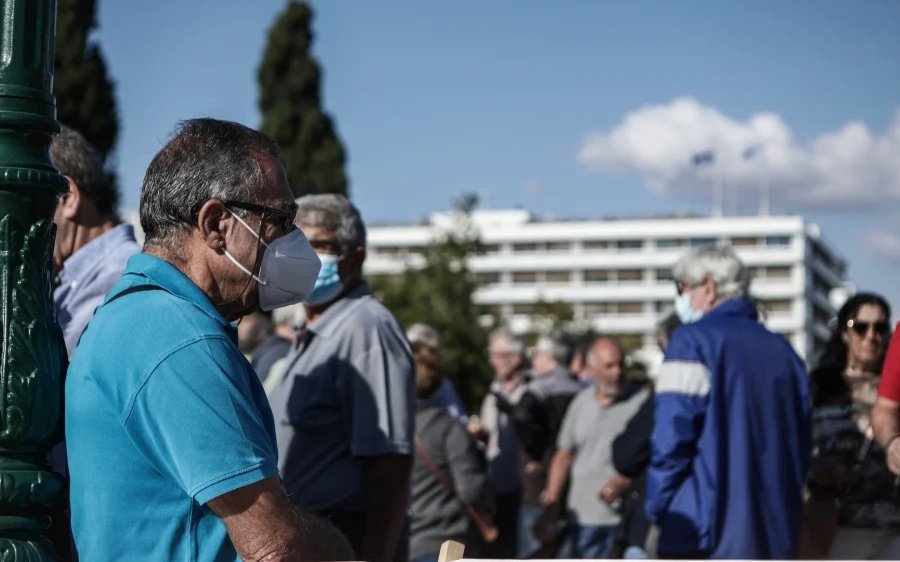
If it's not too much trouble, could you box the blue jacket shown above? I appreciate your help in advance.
[646,298,811,559]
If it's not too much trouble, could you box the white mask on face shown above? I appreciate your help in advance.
[222,209,322,311]
[674,292,704,324]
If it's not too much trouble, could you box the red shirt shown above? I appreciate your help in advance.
[878,322,900,401]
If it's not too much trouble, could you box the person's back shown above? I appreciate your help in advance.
[67,257,277,561]
[411,403,492,561]
[651,299,810,558]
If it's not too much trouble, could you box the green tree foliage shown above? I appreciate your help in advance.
[258,1,348,197]
[370,208,492,412]
[54,0,118,162]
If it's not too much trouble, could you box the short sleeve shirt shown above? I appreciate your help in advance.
[557,384,650,526]
[879,323,900,402]
[269,281,416,512]
[65,254,279,562]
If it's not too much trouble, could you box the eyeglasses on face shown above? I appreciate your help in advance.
[223,200,298,233]
[846,318,890,337]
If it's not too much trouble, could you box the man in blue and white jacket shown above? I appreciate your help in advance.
[646,245,811,559]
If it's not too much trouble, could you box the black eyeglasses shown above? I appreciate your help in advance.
[224,200,298,233]
[846,318,890,337]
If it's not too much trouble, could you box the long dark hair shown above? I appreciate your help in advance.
[811,292,891,405]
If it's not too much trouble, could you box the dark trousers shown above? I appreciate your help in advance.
[319,509,409,562]
[482,491,521,559]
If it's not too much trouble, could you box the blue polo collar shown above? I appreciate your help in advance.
[109,253,231,330]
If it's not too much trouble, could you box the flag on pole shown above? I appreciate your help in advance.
[743,145,763,160]
[692,150,715,166]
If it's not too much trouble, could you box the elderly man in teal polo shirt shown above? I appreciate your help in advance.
[65,119,345,561]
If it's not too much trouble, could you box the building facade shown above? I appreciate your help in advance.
[365,209,847,367]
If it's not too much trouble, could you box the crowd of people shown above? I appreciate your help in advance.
[49,119,900,561]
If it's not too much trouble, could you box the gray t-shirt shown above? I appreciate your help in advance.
[557,383,650,526]
[269,282,416,512]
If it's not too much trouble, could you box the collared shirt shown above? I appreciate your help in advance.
[269,281,416,512]
[66,254,278,562]
[479,376,527,495]
[53,223,141,357]
[557,383,650,526]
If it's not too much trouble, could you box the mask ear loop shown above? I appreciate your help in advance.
[215,208,268,311]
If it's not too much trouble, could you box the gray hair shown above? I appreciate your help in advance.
[295,194,366,252]
[534,334,570,365]
[139,118,281,247]
[489,327,524,355]
[407,323,440,350]
[271,303,304,327]
[672,244,750,302]
[50,125,118,218]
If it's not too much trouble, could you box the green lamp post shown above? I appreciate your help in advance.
[0,0,68,559]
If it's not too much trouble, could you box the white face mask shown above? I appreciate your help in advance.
[222,210,322,311]
[674,292,704,324]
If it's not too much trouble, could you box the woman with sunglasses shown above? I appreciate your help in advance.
[801,292,899,559]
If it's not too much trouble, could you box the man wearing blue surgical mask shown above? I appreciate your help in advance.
[269,194,416,562]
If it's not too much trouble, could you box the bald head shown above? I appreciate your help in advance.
[587,337,625,399]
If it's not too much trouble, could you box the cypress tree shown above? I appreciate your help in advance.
[258,1,348,197]
[54,0,119,163]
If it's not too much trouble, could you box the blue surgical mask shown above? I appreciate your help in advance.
[305,254,343,306]
[675,292,704,324]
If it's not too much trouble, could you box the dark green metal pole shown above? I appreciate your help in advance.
[0,0,67,559]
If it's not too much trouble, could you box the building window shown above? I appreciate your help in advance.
[766,299,792,314]
[765,235,791,247]
[546,241,570,252]
[655,269,674,282]
[617,240,643,251]
[616,269,643,283]
[475,272,500,285]
[544,271,571,284]
[584,302,614,315]
[513,242,541,253]
[766,266,791,279]
[512,303,535,315]
[481,243,501,254]
[731,236,761,247]
[618,302,644,314]
[512,271,538,284]
[656,238,688,249]
[584,270,610,283]
[583,240,611,251]
[691,237,717,247]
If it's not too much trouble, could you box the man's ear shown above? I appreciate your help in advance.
[58,177,81,220]
[197,199,230,251]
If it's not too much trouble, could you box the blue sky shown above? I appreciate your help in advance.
[98,1,900,311]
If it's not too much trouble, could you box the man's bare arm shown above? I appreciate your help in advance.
[359,453,412,562]
[207,475,352,561]
[542,447,575,506]
[872,396,900,474]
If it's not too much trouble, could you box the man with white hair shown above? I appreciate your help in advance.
[269,194,415,562]
[475,327,529,558]
[513,334,581,557]
[645,245,810,559]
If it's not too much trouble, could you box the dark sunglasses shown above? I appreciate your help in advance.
[846,318,890,337]
[224,200,298,233]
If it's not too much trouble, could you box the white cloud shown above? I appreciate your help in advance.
[578,97,900,208]
[862,230,900,263]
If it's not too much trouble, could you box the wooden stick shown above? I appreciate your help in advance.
[437,540,465,562]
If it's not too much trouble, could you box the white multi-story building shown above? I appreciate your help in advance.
[365,209,847,366]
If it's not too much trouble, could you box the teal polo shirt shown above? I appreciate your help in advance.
[66,254,279,562]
